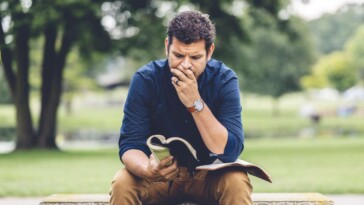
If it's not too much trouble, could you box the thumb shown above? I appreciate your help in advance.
[150,154,158,164]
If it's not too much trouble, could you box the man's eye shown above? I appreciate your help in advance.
[191,56,201,60]
[175,54,184,58]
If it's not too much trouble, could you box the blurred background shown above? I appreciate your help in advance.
[0,0,364,200]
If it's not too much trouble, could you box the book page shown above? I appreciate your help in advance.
[165,136,198,160]
[196,159,272,183]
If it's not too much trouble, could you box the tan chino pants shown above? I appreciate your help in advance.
[109,166,253,205]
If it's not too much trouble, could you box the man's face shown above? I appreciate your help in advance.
[165,37,214,79]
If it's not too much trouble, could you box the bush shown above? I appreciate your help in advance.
[0,127,16,141]
[0,70,12,104]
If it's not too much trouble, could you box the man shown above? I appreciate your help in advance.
[110,10,252,205]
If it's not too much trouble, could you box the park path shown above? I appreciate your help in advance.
[0,197,43,205]
[0,195,363,205]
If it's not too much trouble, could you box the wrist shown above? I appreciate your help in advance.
[142,165,152,180]
[187,99,204,113]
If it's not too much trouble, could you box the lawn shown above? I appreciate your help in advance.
[0,148,121,197]
[0,91,363,196]
[1,91,363,139]
[243,137,364,194]
[0,137,363,196]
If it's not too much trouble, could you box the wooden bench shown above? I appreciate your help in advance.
[40,193,334,204]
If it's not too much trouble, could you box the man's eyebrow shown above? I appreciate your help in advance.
[172,51,184,56]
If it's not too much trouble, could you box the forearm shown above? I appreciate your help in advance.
[121,149,150,179]
[191,104,228,154]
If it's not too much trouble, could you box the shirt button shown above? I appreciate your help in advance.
[184,120,188,124]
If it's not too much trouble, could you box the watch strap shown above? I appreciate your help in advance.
[187,106,196,113]
[187,99,204,113]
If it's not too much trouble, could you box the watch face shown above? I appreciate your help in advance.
[194,99,204,111]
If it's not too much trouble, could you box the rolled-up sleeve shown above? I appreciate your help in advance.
[215,70,244,162]
[119,72,153,160]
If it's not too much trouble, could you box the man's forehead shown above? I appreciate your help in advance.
[171,37,206,54]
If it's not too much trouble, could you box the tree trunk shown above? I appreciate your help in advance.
[38,25,74,148]
[13,18,36,149]
[38,24,58,148]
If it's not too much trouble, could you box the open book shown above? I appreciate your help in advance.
[147,134,199,169]
[147,135,272,183]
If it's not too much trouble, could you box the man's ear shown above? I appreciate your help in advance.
[164,37,169,56]
[207,43,215,61]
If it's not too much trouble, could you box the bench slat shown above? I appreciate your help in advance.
[40,193,334,205]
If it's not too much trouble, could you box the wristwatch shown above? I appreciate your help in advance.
[187,99,204,113]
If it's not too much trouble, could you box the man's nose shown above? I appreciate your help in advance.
[181,57,191,68]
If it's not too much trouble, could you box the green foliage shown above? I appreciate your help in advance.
[301,52,356,92]
[303,6,364,90]
[117,0,305,81]
[240,17,316,98]
[327,63,356,92]
[345,25,364,81]
[0,127,15,141]
[308,3,364,55]
[0,68,12,104]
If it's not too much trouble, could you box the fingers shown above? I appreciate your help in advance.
[162,160,179,180]
[155,158,178,181]
[170,70,195,90]
[170,65,201,108]
[147,155,179,182]
[159,156,174,168]
[164,166,179,180]
[170,65,195,82]
[179,65,195,80]
[171,76,179,86]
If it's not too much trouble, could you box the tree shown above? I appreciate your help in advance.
[308,3,364,55]
[120,0,292,70]
[302,24,364,92]
[345,25,364,82]
[301,52,356,92]
[1,0,311,149]
[240,16,316,113]
[0,0,125,149]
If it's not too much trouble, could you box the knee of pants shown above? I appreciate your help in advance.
[110,168,146,196]
[215,168,253,193]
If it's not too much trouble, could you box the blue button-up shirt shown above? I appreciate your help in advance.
[119,59,244,165]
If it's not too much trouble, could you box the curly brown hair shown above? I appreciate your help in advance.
[167,10,216,52]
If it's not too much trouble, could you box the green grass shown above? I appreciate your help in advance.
[0,148,122,197]
[0,137,363,196]
[243,137,364,194]
[1,91,364,196]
